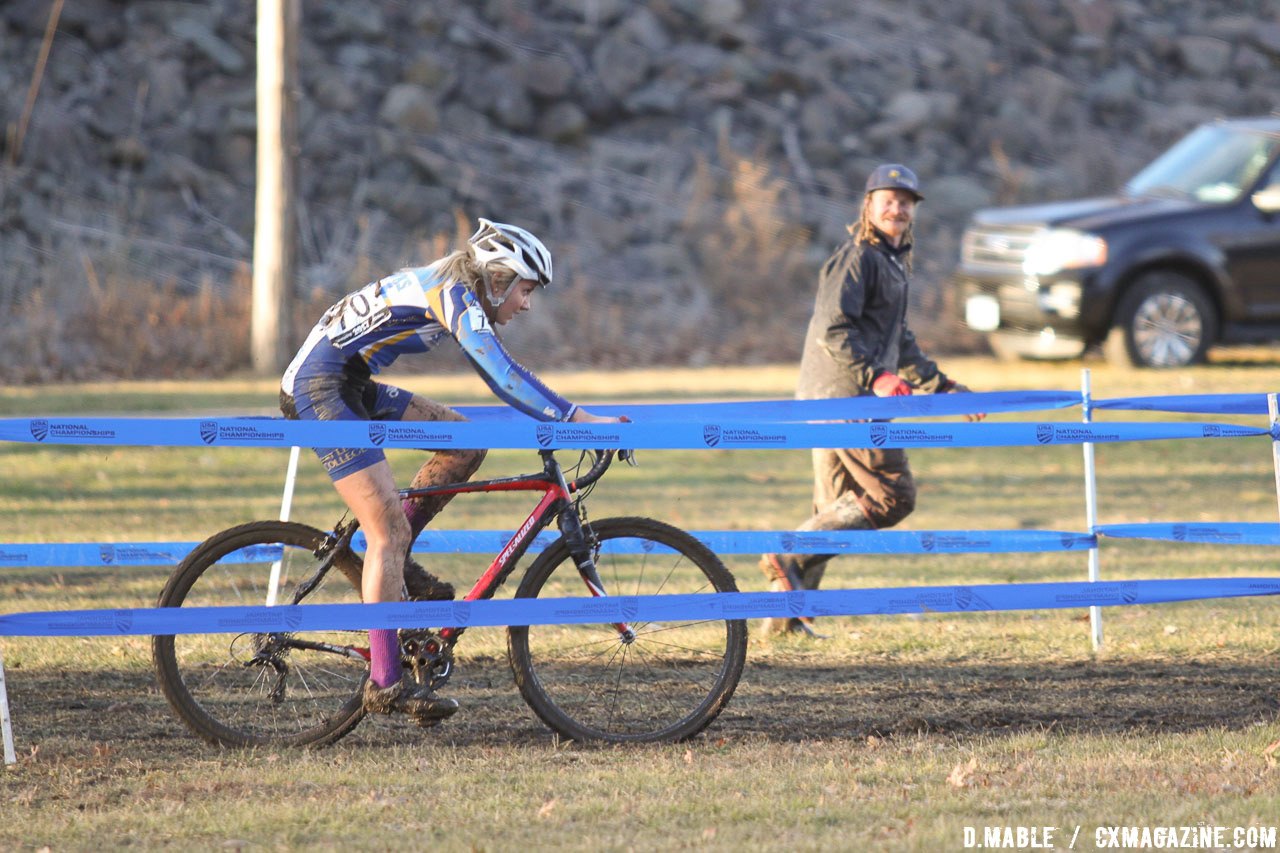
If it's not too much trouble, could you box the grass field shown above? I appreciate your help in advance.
[3,355,1280,851]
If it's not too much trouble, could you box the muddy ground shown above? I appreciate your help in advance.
[7,649,1279,761]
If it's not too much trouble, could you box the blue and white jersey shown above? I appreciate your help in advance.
[282,263,576,422]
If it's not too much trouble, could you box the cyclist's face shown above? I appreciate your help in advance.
[494,278,538,325]
[867,189,917,246]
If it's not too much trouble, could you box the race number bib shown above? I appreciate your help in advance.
[464,302,492,333]
[321,280,392,347]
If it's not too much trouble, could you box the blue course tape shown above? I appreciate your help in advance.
[0,542,277,568]
[1097,522,1280,545]
[451,390,1082,422]
[3,578,1279,637]
[1093,394,1270,415]
[401,529,1097,555]
[0,416,1266,450]
[1,529,1097,568]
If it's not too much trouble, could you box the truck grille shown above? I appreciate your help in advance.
[961,224,1043,273]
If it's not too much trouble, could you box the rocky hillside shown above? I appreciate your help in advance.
[2,0,1278,380]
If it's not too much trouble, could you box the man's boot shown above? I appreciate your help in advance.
[758,555,822,637]
[759,577,796,636]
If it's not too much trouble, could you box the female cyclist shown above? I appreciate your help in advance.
[280,219,624,723]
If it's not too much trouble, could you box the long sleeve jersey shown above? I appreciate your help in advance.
[281,263,576,421]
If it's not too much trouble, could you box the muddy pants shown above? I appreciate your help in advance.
[762,445,916,589]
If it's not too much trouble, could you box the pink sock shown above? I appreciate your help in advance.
[369,629,401,687]
[403,499,431,544]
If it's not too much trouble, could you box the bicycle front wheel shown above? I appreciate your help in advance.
[152,521,368,748]
[507,517,747,743]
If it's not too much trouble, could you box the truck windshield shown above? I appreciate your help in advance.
[1125,124,1280,204]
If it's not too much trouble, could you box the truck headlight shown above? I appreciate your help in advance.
[1021,229,1108,276]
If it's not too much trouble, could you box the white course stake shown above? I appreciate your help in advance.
[1,647,15,765]
[265,445,302,607]
[1269,395,1280,525]
[1081,369,1103,651]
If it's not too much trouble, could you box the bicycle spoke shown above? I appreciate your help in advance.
[604,644,629,732]
[629,632,737,660]
[154,522,368,747]
[630,640,726,696]
[627,645,698,718]
[509,518,746,743]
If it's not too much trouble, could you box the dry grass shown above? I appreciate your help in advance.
[3,359,1280,849]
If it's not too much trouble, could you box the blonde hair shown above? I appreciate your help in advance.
[431,249,519,305]
[847,196,914,271]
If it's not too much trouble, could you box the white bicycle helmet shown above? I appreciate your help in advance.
[468,218,554,287]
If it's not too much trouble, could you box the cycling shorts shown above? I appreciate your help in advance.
[280,372,412,481]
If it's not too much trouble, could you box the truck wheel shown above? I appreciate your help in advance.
[1103,272,1216,368]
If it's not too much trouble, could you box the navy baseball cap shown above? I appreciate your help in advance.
[865,164,923,200]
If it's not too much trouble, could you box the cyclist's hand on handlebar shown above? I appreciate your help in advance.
[570,408,628,424]
[609,415,636,465]
[570,409,636,464]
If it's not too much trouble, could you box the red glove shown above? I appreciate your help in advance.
[942,380,986,421]
[872,373,912,397]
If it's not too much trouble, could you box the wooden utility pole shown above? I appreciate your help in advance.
[251,0,299,375]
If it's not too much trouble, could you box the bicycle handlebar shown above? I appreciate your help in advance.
[565,448,634,492]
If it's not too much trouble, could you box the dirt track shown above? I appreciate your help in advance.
[9,650,1279,760]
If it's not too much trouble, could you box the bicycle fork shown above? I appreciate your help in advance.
[557,504,636,644]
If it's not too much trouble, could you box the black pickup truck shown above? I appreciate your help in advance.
[956,116,1280,368]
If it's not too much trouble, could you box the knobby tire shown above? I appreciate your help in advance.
[152,521,368,748]
[507,517,747,743]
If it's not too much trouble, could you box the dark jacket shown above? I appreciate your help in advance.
[797,231,948,400]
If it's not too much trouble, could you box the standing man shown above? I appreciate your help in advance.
[759,164,984,636]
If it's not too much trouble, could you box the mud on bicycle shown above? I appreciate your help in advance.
[152,448,748,747]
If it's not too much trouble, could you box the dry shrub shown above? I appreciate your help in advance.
[682,144,814,364]
[0,184,814,383]
[0,256,254,383]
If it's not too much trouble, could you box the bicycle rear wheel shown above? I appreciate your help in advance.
[152,521,368,747]
[507,516,747,743]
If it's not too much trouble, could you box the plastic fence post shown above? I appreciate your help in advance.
[1,647,15,765]
[1081,369,1103,651]
[1269,394,1280,525]
[265,445,301,607]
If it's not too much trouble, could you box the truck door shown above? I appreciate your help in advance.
[1223,161,1280,320]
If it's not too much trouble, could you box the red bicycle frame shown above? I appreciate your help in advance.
[396,450,630,641]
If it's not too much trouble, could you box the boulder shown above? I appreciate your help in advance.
[378,83,439,133]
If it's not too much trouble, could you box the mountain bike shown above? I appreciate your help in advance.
[152,449,747,748]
